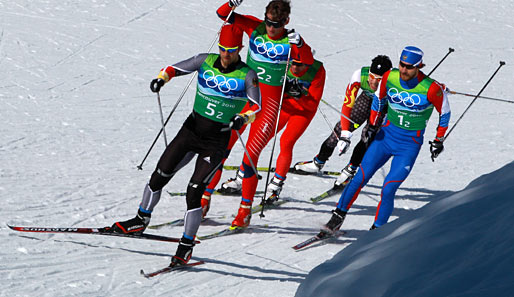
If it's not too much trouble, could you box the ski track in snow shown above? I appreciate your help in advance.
[1,0,513,296]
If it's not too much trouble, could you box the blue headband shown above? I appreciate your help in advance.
[400,46,424,66]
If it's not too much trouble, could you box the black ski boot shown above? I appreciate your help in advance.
[170,237,195,267]
[322,208,347,234]
[109,209,151,235]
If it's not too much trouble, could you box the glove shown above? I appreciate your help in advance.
[228,0,243,7]
[285,78,303,99]
[439,83,451,95]
[429,138,444,162]
[150,78,165,93]
[287,30,302,45]
[364,125,379,144]
[229,114,247,130]
[337,130,352,155]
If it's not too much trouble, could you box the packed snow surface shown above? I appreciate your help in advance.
[1,0,512,296]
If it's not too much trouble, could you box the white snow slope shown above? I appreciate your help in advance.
[296,161,514,297]
[1,0,513,296]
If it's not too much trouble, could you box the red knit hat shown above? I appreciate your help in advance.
[219,24,243,48]
[291,43,314,65]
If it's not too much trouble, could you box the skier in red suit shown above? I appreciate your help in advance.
[202,0,314,229]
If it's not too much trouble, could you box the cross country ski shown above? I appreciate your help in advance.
[7,225,198,244]
[140,261,206,278]
[292,231,345,250]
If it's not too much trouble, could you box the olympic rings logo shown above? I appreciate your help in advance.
[387,87,421,107]
[202,70,239,93]
[254,36,286,58]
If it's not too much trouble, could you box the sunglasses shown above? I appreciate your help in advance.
[369,72,382,81]
[264,16,285,28]
[218,43,239,53]
[291,60,304,67]
[399,61,416,69]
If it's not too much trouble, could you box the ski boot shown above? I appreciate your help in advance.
[321,208,347,235]
[264,175,285,205]
[109,209,151,235]
[170,237,195,267]
[333,164,357,190]
[218,170,243,195]
[293,157,325,175]
[230,202,252,229]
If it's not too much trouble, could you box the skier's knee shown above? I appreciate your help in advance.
[242,162,256,178]
[185,180,204,209]
[149,168,174,190]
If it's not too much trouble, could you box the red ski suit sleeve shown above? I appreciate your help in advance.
[216,2,312,68]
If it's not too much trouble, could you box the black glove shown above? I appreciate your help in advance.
[429,139,444,162]
[150,78,165,93]
[229,114,247,130]
[229,0,243,7]
[364,125,379,144]
[285,78,303,99]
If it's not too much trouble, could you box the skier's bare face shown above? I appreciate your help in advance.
[265,13,288,39]
[399,61,419,81]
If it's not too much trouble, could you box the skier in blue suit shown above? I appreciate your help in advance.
[322,46,451,232]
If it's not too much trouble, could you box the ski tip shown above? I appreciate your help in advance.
[140,271,151,279]
[6,224,19,231]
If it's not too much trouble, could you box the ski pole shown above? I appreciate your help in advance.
[449,90,513,104]
[235,129,261,180]
[156,92,168,147]
[137,7,237,170]
[259,47,292,218]
[320,99,359,127]
[427,47,454,76]
[318,106,339,140]
[444,61,506,140]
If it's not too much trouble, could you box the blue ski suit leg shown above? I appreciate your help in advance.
[337,122,423,226]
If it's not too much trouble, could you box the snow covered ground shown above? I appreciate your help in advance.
[296,161,514,297]
[1,0,513,296]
